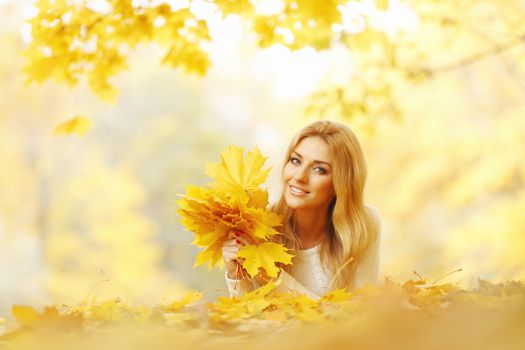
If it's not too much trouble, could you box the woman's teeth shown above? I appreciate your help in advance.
[290,185,307,195]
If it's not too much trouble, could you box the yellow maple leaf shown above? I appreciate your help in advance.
[320,289,354,303]
[209,282,279,320]
[11,305,40,326]
[177,146,284,272]
[89,299,122,322]
[162,291,203,312]
[262,309,288,322]
[287,295,323,322]
[194,237,226,269]
[402,278,427,295]
[11,305,85,331]
[205,146,271,192]
[236,242,294,278]
[266,292,323,323]
[247,189,269,209]
[245,279,281,300]
[53,116,92,136]
[244,207,283,240]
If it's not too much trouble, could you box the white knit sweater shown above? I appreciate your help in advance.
[225,206,382,300]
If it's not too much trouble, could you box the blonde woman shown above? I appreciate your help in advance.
[222,120,382,299]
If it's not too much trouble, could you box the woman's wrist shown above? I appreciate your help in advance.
[227,270,241,280]
[226,259,243,279]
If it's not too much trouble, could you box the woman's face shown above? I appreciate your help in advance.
[283,136,335,212]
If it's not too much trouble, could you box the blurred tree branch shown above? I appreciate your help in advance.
[23,0,525,123]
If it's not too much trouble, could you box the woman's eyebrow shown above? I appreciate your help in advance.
[292,151,332,167]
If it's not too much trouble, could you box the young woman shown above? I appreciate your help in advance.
[222,120,382,299]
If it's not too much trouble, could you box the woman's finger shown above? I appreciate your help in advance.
[223,238,239,247]
[236,230,257,244]
[222,245,239,254]
[235,235,256,246]
[223,253,237,261]
[225,236,247,247]
[227,230,237,240]
[222,242,240,261]
[227,229,245,239]
[235,236,247,246]
[225,232,257,248]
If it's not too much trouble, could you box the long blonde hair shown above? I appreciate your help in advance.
[272,120,380,290]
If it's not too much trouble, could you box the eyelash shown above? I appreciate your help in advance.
[289,157,327,174]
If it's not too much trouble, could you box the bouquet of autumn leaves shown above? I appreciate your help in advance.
[177,146,294,279]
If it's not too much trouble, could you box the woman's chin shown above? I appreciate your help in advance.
[284,195,306,209]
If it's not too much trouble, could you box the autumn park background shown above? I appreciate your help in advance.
[0,0,524,347]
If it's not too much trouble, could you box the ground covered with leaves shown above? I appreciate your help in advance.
[1,277,524,350]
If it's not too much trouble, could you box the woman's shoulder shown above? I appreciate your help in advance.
[365,204,382,237]
[365,204,381,222]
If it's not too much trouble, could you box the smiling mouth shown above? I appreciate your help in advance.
[289,184,309,195]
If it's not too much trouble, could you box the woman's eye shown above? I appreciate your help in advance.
[290,157,300,165]
[314,167,327,174]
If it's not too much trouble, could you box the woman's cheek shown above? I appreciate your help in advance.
[318,177,334,200]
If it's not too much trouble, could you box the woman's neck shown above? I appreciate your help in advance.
[293,208,329,249]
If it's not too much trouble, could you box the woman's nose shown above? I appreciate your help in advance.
[293,166,308,183]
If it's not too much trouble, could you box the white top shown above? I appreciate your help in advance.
[225,206,382,300]
[289,244,332,296]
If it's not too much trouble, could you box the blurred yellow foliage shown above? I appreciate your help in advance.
[1,278,524,350]
[53,116,92,135]
[2,0,525,330]
[25,0,211,102]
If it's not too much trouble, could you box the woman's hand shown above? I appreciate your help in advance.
[222,230,254,279]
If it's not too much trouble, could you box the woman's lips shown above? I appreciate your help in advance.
[289,184,309,196]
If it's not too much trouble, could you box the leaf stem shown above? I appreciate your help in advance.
[432,268,463,285]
